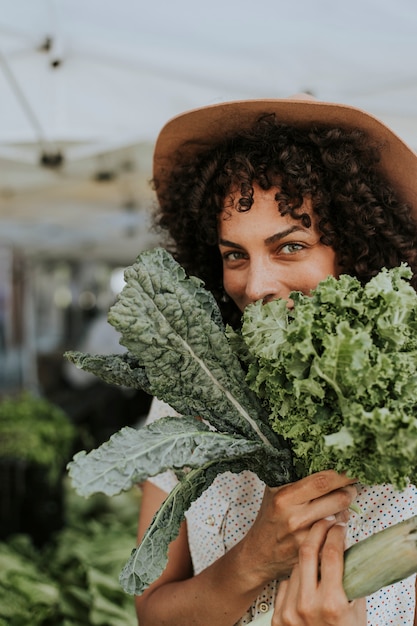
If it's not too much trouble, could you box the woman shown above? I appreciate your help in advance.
[135,95,417,625]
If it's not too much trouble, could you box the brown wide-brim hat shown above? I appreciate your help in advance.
[153,95,417,215]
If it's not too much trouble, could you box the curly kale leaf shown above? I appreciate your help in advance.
[238,265,417,489]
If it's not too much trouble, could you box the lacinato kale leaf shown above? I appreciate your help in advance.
[66,247,293,596]
[67,247,283,449]
[236,264,417,489]
[68,415,288,498]
[120,452,285,595]
[65,351,152,393]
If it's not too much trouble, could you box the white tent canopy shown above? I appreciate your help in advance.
[1,0,416,263]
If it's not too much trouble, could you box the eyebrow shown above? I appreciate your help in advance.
[218,225,306,249]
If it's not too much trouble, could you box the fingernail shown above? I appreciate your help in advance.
[324,515,336,521]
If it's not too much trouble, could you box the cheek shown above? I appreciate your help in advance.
[322,249,341,279]
[223,271,246,308]
[223,271,240,297]
[303,253,340,290]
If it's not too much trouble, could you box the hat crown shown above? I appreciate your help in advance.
[153,96,417,214]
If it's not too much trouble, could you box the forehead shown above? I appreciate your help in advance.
[218,185,316,239]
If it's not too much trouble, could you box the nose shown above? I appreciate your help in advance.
[245,258,288,305]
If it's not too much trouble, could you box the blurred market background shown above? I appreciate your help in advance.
[0,0,416,623]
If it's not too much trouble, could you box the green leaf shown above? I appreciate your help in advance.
[64,352,152,394]
[67,415,269,497]
[104,247,280,448]
[88,568,137,626]
[63,247,295,599]
[120,451,290,596]
[238,265,417,488]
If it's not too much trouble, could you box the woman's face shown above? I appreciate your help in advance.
[218,184,340,312]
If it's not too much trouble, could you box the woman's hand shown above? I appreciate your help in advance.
[271,519,366,626]
[242,470,358,583]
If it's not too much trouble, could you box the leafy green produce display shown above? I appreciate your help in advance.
[0,393,75,483]
[0,482,140,626]
[65,247,417,601]
[235,264,417,489]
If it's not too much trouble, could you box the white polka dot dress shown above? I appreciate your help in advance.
[146,399,417,625]
[347,483,416,625]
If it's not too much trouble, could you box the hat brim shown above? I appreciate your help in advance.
[153,97,417,214]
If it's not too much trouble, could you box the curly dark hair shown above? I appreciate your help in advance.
[153,114,417,326]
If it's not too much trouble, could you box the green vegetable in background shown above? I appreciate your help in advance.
[0,393,75,483]
[235,265,417,489]
[0,485,140,626]
[65,248,417,602]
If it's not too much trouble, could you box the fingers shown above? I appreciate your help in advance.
[253,472,357,585]
[273,470,357,507]
[268,472,358,531]
[272,520,365,626]
[297,518,340,598]
[318,522,347,588]
[305,485,357,523]
[273,569,300,626]
[272,518,342,625]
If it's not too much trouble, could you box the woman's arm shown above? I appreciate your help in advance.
[135,480,265,626]
[135,471,357,626]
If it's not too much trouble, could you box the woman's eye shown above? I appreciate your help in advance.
[280,242,304,254]
[223,251,246,261]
